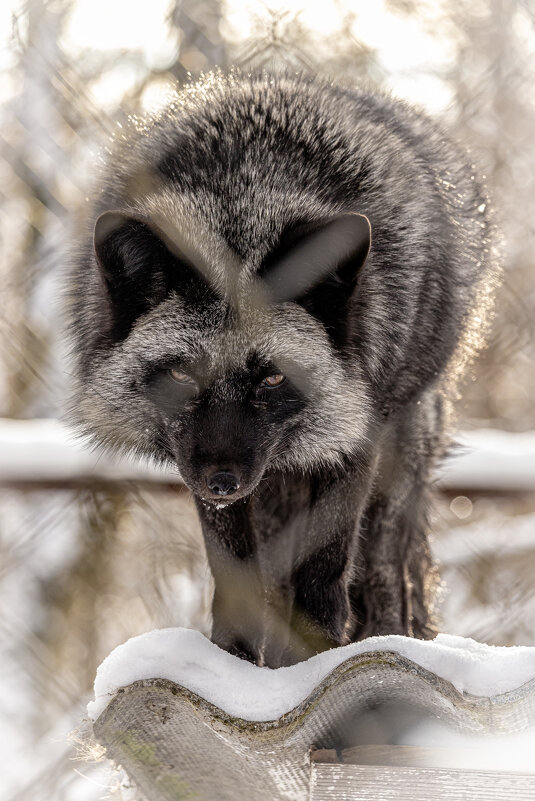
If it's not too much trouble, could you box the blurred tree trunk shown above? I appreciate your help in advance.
[1,0,71,418]
[445,0,535,429]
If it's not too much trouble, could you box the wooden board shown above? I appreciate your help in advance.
[310,763,535,800]
[313,743,533,772]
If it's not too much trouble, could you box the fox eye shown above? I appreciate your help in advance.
[169,368,196,385]
[260,374,286,388]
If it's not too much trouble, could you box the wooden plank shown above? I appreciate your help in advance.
[340,744,502,771]
[310,749,340,764]
[310,763,535,801]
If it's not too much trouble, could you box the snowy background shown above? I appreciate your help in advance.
[0,1,534,799]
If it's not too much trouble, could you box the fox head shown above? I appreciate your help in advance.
[70,70,493,508]
[73,200,373,504]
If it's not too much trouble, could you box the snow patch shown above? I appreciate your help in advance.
[0,417,181,482]
[88,628,535,722]
[436,429,535,491]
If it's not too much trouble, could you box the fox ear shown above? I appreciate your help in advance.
[94,211,154,282]
[260,213,371,342]
[93,211,211,341]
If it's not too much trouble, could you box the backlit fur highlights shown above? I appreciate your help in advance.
[68,72,496,667]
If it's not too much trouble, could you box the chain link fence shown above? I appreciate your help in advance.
[0,1,534,798]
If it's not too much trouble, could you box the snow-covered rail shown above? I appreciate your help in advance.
[0,418,534,490]
[90,629,535,801]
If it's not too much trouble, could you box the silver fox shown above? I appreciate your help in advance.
[69,72,496,667]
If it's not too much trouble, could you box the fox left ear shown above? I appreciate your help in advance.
[260,213,371,342]
[93,210,214,342]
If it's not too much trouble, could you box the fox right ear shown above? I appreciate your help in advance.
[93,211,213,341]
[259,213,371,346]
[261,214,371,305]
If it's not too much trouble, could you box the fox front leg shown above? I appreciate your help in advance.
[258,470,365,664]
[289,538,354,657]
[209,556,288,664]
[197,500,301,666]
[196,488,358,667]
[208,542,354,667]
[206,541,351,667]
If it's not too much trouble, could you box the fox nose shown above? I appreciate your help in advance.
[206,470,241,497]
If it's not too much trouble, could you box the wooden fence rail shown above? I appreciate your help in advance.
[0,418,534,491]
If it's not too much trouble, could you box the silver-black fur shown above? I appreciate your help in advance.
[68,71,496,667]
